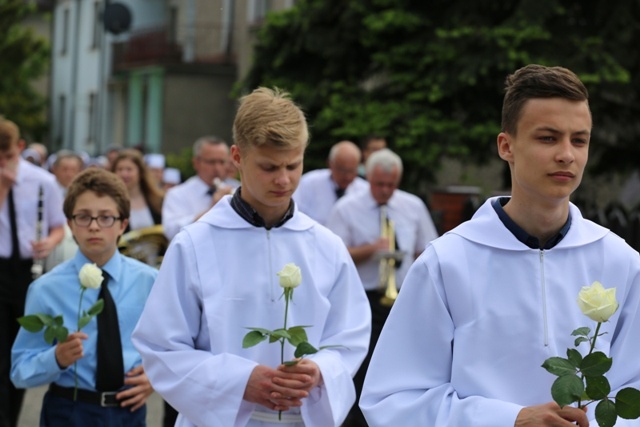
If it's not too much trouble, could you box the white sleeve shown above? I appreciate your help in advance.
[162,189,196,240]
[302,241,371,425]
[132,233,257,427]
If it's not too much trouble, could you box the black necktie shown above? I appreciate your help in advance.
[206,185,216,196]
[8,188,20,260]
[96,271,124,391]
[335,188,346,199]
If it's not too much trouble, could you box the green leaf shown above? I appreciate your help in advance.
[51,325,69,344]
[551,375,584,407]
[43,324,68,345]
[294,341,319,358]
[575,336,590,346]
[77,314,93,331]
[572,327,591,337]
[16,315,45,333]
[245,327,273,335]
[567,348,583,368]
[87,299,104,316]
[542,357,577,377]
[287,326,310,347]
[242,330,268,348]
[585,375,610,400]
[581,352,612,377]
[615,388,640,419]
[283,360,299,366]
[319,344,348,351]
[52,315,64,326]
[595,399,617,427]
[269,328,291,343]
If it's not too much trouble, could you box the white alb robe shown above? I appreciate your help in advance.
[132,196,371,427]
[360,198,640,427]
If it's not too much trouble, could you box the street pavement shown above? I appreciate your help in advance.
[18,385,164,426]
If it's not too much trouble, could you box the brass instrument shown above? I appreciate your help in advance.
[118,224,168,269]
[378,205,398,306]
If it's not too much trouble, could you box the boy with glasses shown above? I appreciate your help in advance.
[11,168,157,426]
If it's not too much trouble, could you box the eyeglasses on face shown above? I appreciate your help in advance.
[70,214,122,228]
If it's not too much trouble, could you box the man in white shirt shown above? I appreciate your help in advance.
[293,140,368,225]
[133,87,371,427]
[0,119,66,426]
[326,148,438,427]
[360,65,640,427]
[162,136,235,240]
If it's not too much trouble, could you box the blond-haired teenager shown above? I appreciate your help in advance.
[133,88,371,427]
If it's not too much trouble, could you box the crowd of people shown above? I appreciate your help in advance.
[1,63,639,427]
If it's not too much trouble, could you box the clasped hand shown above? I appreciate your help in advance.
[244,359,322,412]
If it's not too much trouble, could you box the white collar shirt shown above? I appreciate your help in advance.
[293,169,368,225]
[0,158,66,259]
[326,188,438,290]
[162,175,213,240]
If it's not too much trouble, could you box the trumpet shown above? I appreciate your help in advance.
[378,205,398,307]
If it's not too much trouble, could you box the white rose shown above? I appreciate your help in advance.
[79,263,103,289]
[577,281,619,323]
[277,263,302,289]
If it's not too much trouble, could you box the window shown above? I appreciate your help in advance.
[248,0,273,23]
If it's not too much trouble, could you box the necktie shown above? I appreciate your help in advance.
[206,185,216,196]
[335,187,346,199]
[8,188,20,260]
[96,271,124,391]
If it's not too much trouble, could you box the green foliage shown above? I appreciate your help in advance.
[166,148,195,181]
[0,0,50,139]
[238,0,640,194]
[543,324,640,426]
[77,299,104,330]
[597,400,618,427]
[17,313,69,345]
[616,388,640,420]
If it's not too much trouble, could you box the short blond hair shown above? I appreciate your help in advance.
[0,119,20,152]
[232,87,309,152]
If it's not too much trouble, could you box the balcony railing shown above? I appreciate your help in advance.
[112,27,182,71]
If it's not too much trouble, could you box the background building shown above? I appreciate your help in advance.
[49,0,296,156]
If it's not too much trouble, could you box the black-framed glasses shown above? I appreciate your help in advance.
[71,214,122,228]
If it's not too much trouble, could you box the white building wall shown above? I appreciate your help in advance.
[51,0,166,155]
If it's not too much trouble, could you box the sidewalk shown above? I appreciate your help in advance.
[18,385,164,426]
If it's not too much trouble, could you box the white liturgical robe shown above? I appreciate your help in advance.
[360,198,640,427]
[133,196,371,427]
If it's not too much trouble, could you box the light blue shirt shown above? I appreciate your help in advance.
[10,249,157,391]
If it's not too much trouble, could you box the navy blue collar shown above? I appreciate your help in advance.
[492,197,571,249]
[229,187,295,229]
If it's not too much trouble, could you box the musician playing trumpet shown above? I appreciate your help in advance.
[327,148,439,427]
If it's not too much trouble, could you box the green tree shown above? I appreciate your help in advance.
[239,0,640,194]
[0,0,50,139]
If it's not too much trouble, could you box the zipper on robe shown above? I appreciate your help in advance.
[539,250,549,347]
[266,229,275,302]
